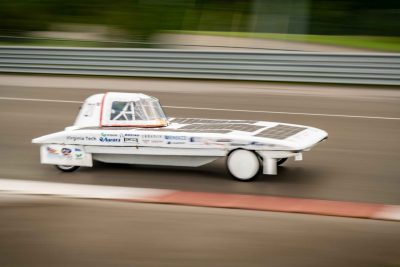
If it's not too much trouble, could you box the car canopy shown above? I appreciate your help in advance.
[74,92,168,128]
[101,93,167,127]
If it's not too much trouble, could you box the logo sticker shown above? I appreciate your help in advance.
[142,134,163,139]
[165,135,187,140]
[189,137,203,142]
[99,133,121,142]
[67,136,96,142]
[47,146,58,154]
[61,148,72,157]
[124,137,139,143]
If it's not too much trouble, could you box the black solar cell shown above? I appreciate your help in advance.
[256,124,306,139]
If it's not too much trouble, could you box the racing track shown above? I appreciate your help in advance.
[1,196,400,267]
[0,75,399,204]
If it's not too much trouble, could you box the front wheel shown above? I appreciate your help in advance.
[55,165,80,172]
[227,149,260,181]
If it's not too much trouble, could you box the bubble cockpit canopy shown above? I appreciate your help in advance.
[103,93,168,127]
[74,92,168,128]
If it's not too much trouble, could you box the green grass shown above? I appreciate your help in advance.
[169,31,400,52]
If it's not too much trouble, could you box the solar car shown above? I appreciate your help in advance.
[32,92,328,181]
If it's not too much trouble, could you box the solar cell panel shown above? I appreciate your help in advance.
[256,124,306,139]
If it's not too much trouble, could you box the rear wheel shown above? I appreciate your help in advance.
[227,149,260,181]
[277,158,288,166]
[55,165,80,172]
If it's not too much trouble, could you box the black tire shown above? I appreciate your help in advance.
[277,158,288,166]
[55,165,80,172]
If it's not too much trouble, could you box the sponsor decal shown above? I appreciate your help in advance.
[165,135,187,141]
[141,134,164,145]
[215,138,233,143]
[66,136,84,142]
[125,133,139,137]
[189,137,203,143]
[230,143,248,146]
[66,136,96,142]
[61,148,72,156]
[44,145,86,161]
[99,132,121,143]
[74,147,84,158]
[124,137,139,143]
[99,136,121,142]
[142,134,163,139]
[101,132,119,137]
[124,133,139,143]
[47,146,75,158]
[46,146,58,154]
[249,141,266,146]
[166,141,186,145]
[141,139,164,145]
[165,135,187,145]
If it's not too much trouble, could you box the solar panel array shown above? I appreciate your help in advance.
[178,123,263,132]
[256,124,306,140]
[146,128,231,134]
[81,121,308,140]
[171,118,256,124]
[80,126,231,133]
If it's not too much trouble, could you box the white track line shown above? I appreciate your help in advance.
[0,96,399,120]
[163,105,400,120]
[0,178,172,200]
[0,96,82,104]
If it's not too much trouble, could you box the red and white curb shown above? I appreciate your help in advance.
[1,178,399,221]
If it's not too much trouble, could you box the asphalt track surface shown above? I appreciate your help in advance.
[0,75,400,204]
[1,195,400,267]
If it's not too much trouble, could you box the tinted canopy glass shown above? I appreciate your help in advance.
[109,98,167,122]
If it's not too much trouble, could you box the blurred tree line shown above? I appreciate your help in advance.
[0,0,399,40]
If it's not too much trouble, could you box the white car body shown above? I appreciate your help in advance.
[32,92,328,181]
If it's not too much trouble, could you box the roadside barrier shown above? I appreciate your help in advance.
[0,46,399,85]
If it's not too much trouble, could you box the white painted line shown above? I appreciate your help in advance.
[0,179,173,200]
[163,105,400,121]
[0,96,399,120]
[0,96,82,104]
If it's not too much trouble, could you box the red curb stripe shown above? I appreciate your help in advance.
[153,191,385,219]
[1,178,398,221]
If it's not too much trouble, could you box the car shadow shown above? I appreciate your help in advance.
[91,159,229,181]
[88,159,322,186]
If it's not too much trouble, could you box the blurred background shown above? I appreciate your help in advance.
[1,1,400,266]
[0,0,399,51]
